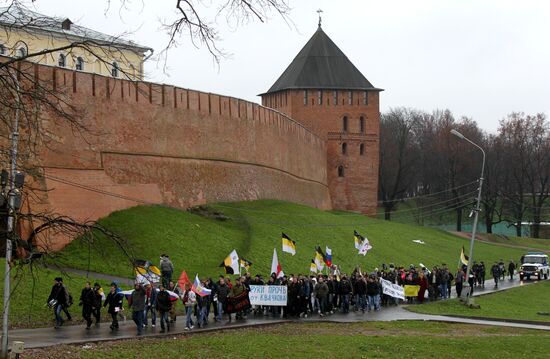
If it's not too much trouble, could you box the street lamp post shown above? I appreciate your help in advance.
[450,129,485,305]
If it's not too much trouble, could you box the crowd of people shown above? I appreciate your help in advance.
[46,257,520,335]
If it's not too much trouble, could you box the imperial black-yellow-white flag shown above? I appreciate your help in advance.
[220,249,240,275]
[460,246,469,266]
[282,233,296,255]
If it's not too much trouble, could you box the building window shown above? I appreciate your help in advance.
[58,53,66,67]
[363,91,368,105]
[303,90,308,105]
[338,165,345,177]
[0,44,5,55]
[111,61,119,77]
[342,142,347,155]
[318,90,322,105]
[75,56,84,71]
[348,91,353,105]
[17,47,27,58]
[360,116,365,133]
[342,116,348,132]
[333,91,338,106]
[360,143,365,156]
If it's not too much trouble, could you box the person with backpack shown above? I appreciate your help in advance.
[156,283,172,333]
[103,282,123,331]
[79,282,95,329]
[47,277,71,329]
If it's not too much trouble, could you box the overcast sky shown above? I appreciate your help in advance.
[26,0,550,133]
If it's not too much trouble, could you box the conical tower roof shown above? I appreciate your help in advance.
[261,26,381,95]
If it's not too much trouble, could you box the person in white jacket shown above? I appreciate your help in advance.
[181,283,196,330]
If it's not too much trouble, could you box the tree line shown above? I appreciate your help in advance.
[378,108,549,238]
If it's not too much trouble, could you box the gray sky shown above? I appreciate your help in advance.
[28,0,550,133]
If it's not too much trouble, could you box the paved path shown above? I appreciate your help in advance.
[9,276,547,350]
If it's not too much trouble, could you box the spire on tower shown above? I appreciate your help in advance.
[317,9,323,28]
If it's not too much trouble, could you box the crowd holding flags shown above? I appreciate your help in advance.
[282,233,297,255]
[220,249,240,275]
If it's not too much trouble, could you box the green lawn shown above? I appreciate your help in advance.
[482,234,550,252]
[26,321,550,359]
[408,280,550,322]
[0,264,107,329]
[59,200,530,279]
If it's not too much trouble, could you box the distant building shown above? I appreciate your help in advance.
[0,4,152,80]
[260,24,383,214]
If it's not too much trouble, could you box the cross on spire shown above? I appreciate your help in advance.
[317,9,323,28]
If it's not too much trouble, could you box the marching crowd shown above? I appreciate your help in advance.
[46,256,519,335]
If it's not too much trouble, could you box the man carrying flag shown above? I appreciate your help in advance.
[282,233,297,255]
[220,249,240,275]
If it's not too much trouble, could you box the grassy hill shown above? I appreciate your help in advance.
[58,200,529,279]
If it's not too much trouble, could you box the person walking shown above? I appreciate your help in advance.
[355,275,367,313]
[156,284,172,333]
[167,281,180,323]
[455,267,465,298]
[92,282,104,325]
[48,277,71,329]
[129,283,146,335]
[491,262,501,288]
[160,255,174,288]
[103,282,123,331]
[314,276,329,317]
[216,277,230,322]
[144,283,158,328]
[508,260,516,280]
[79,282,95,329]
[182,283,196,330]
[416,271,428,303]
[339,275,352,313]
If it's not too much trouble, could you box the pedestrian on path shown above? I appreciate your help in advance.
[455,267,465,298]
[92,283,104,325]
[129,283,146,335]
[491,262,501,288]
[508,260,516,280]
[47,277,71,329]
[156,284,172,333]
[103,282,123,331]
[182,283,196,330]
[79,282,94,329]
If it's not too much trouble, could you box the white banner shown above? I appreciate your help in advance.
[380,278,405,300]
[249,285,287,306]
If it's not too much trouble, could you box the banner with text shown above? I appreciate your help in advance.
[249,285,287,306]
[380,278,405,300]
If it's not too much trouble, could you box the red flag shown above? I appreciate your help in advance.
[178,271,191,291]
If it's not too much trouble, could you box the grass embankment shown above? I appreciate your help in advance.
[482,234,550,252]
[408,280,550,322]
[27,321,550,359]
[0,265,106,329]
[60,200,529,279]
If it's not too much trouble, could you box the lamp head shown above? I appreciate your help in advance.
[450,129,465,139]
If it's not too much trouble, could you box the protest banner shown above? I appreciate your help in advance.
[404,284,420,297]
[380,278,405,300]
[249,285,287,306]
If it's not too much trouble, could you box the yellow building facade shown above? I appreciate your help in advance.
[0,4,152,80]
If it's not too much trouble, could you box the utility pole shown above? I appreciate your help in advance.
[1,70,21,359]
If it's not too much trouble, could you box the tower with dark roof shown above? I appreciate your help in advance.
[260,25,382,214]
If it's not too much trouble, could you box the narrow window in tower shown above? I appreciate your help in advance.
[111,61,119,77]
[363,91,368,105]
[360,116,365,133]
[342,142,347,155]
[348,91,353,105]
[333,91,338,106]
[58,53,66,67]
[285,92,288,106]
[343,116,348,132]
[318,90,323,105]
[303,90,308,105]
[338,165,345,177]
[360,143,365,156]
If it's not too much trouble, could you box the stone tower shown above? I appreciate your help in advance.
[260,25,382,215]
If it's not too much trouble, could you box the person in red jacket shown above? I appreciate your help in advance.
[416,271,429,303]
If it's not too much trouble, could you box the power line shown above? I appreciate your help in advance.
[378,180,478,204]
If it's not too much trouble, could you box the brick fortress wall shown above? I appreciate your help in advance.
[20,63,332,248]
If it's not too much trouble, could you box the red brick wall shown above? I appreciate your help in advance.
[262,89,380,215]
[22,64,332,249]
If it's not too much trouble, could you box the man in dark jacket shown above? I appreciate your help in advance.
[79,282,95,329]
[216,277,230,322]
[129,283,146,335]
[48,277,70,328]
[339,276,352,313]
[144,283,158,327]
[160,255,175,288]
[156,284,172,333]
[314,276,329,316]
[355,276,367,313]
[491,263,501,288]
[508,260,516,280]
[92,283,103,325]
[103,282,123,330]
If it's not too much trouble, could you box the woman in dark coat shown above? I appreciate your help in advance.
[103,282,123,330]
